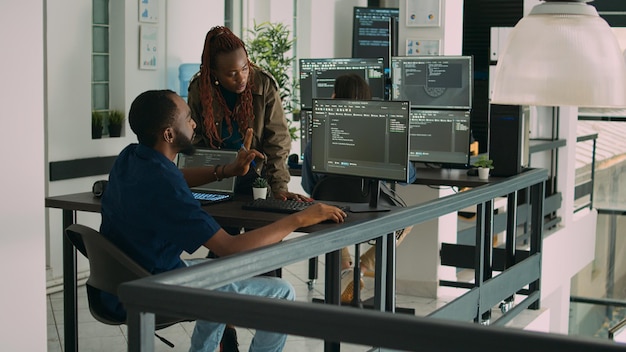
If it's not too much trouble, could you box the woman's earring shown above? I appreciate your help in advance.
[214,80,219,86]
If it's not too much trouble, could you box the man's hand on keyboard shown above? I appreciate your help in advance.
[297,203,347,225]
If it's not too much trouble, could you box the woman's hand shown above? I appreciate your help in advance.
[273,190,313,202]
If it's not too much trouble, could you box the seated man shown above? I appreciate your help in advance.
[100,89,347,352]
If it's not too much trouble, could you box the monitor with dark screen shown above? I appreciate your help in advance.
[409,109,471,167]
[299,58,385,110]
[391,56,472,109]
[352,7,399,71]
[311,98,410,212]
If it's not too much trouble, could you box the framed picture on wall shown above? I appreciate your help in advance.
[406,39,441,56]
[406,0,441,27]
[139,25,158,70]
[139,0,159,23]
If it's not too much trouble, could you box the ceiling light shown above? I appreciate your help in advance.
[491,1,626,108]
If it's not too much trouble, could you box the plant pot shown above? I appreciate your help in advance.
[478,167,490,180]
[252,187,268,200]
[109,124,122,137]
[92,125,103,139]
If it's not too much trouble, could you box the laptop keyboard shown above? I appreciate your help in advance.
[192,192,231,204]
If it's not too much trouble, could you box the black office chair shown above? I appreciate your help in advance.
[64,224,190,347]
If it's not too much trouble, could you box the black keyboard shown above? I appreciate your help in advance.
[242,198,315,214]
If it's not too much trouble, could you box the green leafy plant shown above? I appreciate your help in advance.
[252,177,269,188]
[108,110,125,125]
[107,110,125,137]
[473,155,494,169]
[92,110,104,125]
[245,21,299,141]
[92,111,104,139]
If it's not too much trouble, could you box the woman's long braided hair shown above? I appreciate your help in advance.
[199,26,255,147]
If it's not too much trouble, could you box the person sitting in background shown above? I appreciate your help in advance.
[301,73,415,304]
[187,25,309,201]
[100,89,347,352]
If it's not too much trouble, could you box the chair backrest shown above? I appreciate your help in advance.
[65,224,150,295]
[64,224,186,328]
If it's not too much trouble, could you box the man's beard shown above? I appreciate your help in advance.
[174,130,196,156]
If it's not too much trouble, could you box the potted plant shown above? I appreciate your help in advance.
[252,177,269,200]
[108,110,125,137]
[92,111,103,139]
[473,155,494,180]
[245,21,299,141]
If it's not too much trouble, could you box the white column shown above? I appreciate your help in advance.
[395,184,457,298]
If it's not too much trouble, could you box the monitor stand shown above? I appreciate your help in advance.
[349,179,391,213]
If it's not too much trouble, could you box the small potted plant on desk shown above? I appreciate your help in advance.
[108,110,125,137]
[473,155,494,180]
[92,111,103,139]
[252,177,269,200]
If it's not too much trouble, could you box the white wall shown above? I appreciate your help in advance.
[398,0,463,56]
[46,0,169,279]
[165,0,224,94]
[296,0,366,60]
[0,2,47,351]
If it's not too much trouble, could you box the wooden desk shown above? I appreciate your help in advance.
[411,167,502,188]
[45,192,394,352]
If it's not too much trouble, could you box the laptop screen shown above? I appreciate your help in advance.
[176,149,238,193]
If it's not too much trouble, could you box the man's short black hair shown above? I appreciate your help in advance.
[129,89,178,147]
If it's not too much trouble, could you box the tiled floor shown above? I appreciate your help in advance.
[47,256,453,352]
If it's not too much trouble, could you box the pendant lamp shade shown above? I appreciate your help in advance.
[491,1,626,108]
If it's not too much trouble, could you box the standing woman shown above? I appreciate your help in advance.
[188,25,308,201]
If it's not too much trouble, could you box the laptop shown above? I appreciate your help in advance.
[176,148,238,205]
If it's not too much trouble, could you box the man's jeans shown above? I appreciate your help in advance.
[184,258,295,352]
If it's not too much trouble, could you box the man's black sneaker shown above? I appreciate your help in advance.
[220,325,240,352]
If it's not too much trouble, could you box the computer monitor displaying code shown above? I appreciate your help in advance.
[299,58,385,110]
[311,98,410,212]
[391,56,473,109]
[352,7,399,71]
[409,109,471,167]
[311,99,410,182]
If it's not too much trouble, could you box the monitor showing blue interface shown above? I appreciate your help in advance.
[409,109,471,167]
[299,58,385,110]
[352,7,399,71]
[391,56,473,109]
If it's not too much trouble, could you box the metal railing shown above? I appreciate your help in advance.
[118,168,625,351]
[574,133,598,213]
